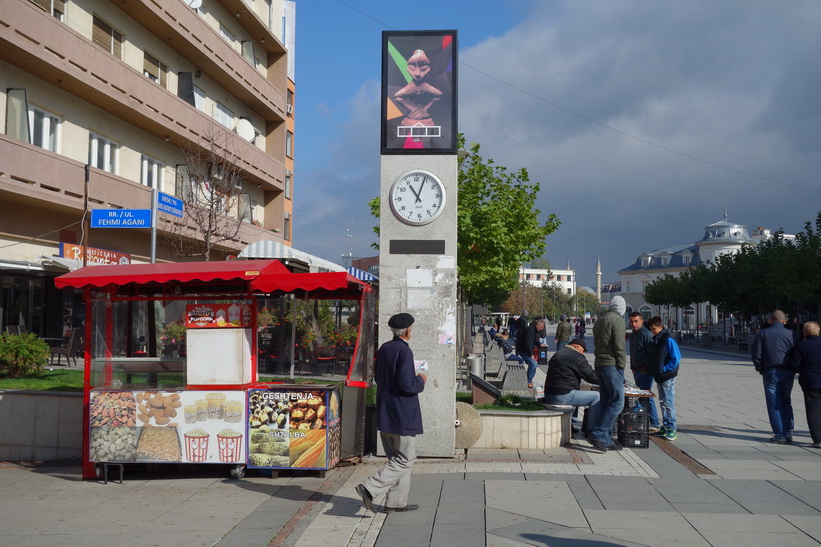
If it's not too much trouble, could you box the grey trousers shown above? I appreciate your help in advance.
[363,432,417,508]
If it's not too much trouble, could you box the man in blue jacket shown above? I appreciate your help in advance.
[752,310,795,444]
[647,316,681,441]
[357,313,426,513]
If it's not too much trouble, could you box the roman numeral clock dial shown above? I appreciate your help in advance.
[389,170,447,226]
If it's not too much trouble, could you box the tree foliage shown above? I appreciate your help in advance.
[458,138,560,305]
[644,211,821,320]
[572,288,601,316]
[368,135,560,307]
[162,127,245,261]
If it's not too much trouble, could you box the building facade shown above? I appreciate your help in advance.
[0,0,294,335]
[617,213,792,329]
[519,267,576,297]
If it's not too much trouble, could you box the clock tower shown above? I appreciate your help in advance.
[378,31,458,457]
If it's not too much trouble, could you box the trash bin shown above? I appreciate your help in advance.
[467,355,484,378]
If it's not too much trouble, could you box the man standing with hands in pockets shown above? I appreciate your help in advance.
[357,313,426,513]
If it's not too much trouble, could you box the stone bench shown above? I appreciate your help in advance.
[474,409,571,449]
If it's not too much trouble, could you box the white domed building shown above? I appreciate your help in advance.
[617,212,792,331]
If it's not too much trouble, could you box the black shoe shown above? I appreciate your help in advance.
[588,439,608,453]
[356,484,376,513]
[605,441,623,451]
[385,504,419,513]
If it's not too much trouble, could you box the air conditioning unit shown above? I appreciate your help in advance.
[286,104,293,115]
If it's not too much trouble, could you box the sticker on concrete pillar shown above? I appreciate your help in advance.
[438,308,456,345]
[406,268,433,287]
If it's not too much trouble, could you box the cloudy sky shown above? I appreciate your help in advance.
[291,0,821,289]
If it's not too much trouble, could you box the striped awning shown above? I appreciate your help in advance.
[347,267,377,282]
[238,240,345,273]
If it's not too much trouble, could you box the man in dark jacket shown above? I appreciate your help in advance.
[544,338,600,440]
[647,316,681,441]
[751,310,795,444]
[555,316,572,352]
[516,315,546,388]
[357,313,426,513]
[629,312,659,432]
[790,321,821,448]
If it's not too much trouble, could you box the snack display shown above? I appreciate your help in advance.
[216,428,243,462]
[136,426,182,461]
[89,425,137,461]
[206,392,227,419]
[289,428,326,468]
[90,392,136,427]
[184,404,198,424]
[223,400,243,423]
[195,399,208,422]
[183,428,210,462]
[135,392,182,427]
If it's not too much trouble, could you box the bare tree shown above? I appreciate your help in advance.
[162,127,249,261]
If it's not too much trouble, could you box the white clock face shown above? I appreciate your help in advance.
[389,170,446,226]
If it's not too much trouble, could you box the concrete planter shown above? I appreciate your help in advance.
[474,409,570,449]
[0,390,82,461]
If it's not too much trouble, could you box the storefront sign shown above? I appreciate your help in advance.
[59,243,131,265]
[185,303,251,328]
[90,209,151,228]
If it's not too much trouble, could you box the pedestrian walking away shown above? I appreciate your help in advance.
[789,321,821,447]
[751,309,796,444]
[646,316,681,441]
[555,315,572,352]
[357,313,426,513]
[588,296,628,452]
[517,315,547,389]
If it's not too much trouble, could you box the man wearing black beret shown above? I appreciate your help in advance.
[356,312,426,513]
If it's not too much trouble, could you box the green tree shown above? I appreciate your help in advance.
[572,288,600,317]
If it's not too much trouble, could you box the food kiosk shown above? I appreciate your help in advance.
[54,260,374,480]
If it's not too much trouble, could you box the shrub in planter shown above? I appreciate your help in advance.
[0,333,49,378]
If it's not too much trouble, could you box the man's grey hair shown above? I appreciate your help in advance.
[804,321,820,337]
[771,310,787,323]
[391,327,410,337]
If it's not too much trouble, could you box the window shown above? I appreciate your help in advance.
[238,193,251,223]
[141,154,162,188]
[285,130,293,158]
[30,0,64,20]
[143,53,168,88]
[219,23,236,48]
[214,102,234,129]
[641,279,649,290]
[661,255,670,267]
[192,85,205,112]
[5,89,30,143]
[241,41,254,65]
[625,281,632,293]
[89,132,117,173]
[92,16,123,58]
[175,164,192,200]
[28,105,60,152]
[682,253,692,266]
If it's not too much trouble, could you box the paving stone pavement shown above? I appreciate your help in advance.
[2,345,821,546]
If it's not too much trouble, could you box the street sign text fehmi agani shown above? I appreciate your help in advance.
[90,209,152,228]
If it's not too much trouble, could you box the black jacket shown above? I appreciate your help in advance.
[516,321,540,356]
[791,335,821,390]
[545,347,598,395]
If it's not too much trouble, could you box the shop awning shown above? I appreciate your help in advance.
[54,259,291,289]
[53,259,370,299]
[347,267,378,282]
[238,240,345,273]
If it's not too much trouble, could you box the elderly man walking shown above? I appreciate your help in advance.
[752,310,795,444]
[587,296,628,452]
[791,322,821,448]
[356,313,426,513]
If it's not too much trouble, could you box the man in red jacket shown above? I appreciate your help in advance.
[356,313,426,513]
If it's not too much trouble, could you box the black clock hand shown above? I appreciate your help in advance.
[407,181,422,203]
[415,177,426,203]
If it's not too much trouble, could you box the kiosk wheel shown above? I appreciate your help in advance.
[229,464,246,480]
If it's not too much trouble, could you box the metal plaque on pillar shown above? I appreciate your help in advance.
[379,30,458,457]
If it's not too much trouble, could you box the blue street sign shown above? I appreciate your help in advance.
[91,209,152,228]
[157,192,184,218]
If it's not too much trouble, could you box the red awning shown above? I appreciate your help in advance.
[250,271,369,298]
[53,259,370,298]
[54,259,290,289]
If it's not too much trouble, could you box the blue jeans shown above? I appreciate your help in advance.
[521,354,537,384]
[545,390,600,427]
[657,377,676,432]
[589,366,625,445]
[505,353,525,364]
[632,371,660,428]
[762,368,795,437]
[556,340,568,352]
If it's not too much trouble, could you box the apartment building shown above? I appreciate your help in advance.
[0,0,294,336]
[519,267,577,297]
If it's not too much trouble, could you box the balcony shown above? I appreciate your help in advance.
[0,2,285,191]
